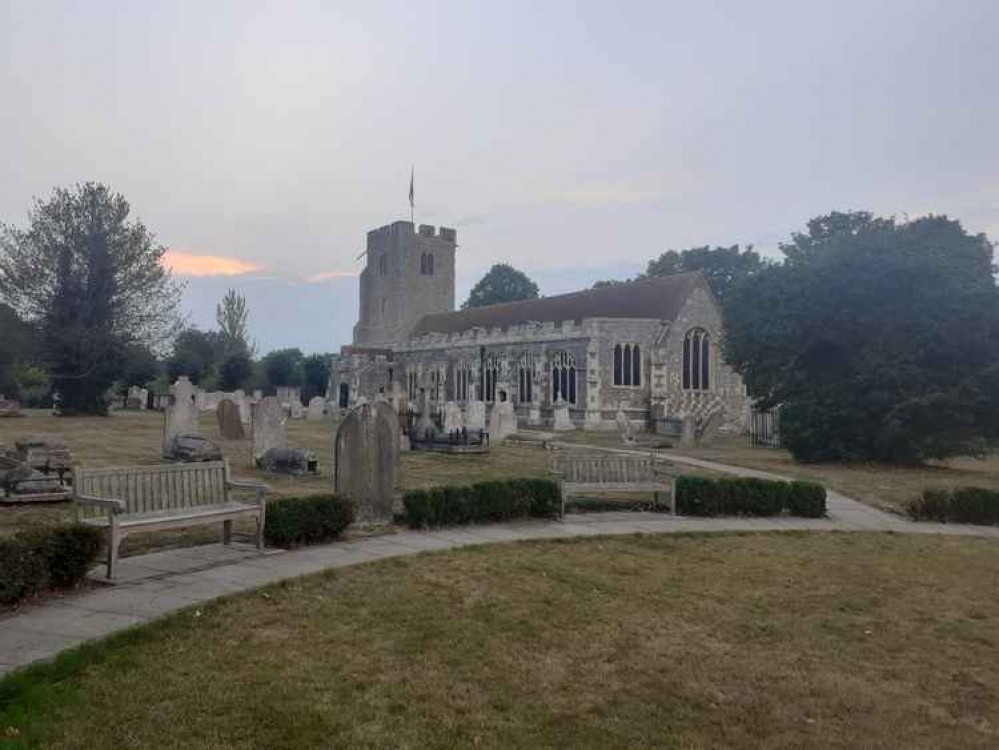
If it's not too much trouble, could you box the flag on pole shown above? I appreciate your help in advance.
[408,167,414,210]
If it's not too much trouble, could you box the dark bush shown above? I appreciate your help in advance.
[907,487,999,525]
[404,478,562,529]
[676,476,826,518]
[264,494,355,548]
[0,524,104,605]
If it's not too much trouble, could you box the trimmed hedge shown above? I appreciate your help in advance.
[676,476,826,518]
[0,524,104,604]
[906,488,999,526]
[404,478,562,529]
[264,494,356,548]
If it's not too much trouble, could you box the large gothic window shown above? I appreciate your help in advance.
[456,362,471,402]
[407,371,418,401]
[483,355,499,402]
[420,252,435,276]
[518,353,535,404]
[551,351,577,405]
[683,329,710,391]
[613,344,641,386]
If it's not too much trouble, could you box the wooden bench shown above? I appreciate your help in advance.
[552,452,677,514]
[73,461,268,579]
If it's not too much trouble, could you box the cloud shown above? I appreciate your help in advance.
[306,270,361,283]
[163,251,264,277]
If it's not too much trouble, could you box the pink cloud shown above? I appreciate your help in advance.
[163,251,264,277]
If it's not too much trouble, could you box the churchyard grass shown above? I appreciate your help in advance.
[2,532,997,749]
[553,429,999,515]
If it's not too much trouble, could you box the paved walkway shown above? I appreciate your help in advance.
[2,450,997,677]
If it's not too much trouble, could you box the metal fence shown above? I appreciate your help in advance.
[750,407,782,448]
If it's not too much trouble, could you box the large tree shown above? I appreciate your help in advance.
[167,328,220,385]
[262,348,304,388]
[0,183,182,414]
[216,288,253,356]
[0,303,35,397]
[463,264,540,309]
[642,244,764,302]
[301,353,332,402]
[725,211,999,463]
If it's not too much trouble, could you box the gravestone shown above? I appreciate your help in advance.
[307,396,326,421]
[680,416,697,446]
[527,405,541,426]
[252,396,287,461]
[489,400,518,442]
[163,377,200,457]
[0,397,22,418]
[126,385,144,410]
[258,446,318,475]
[164,435,222,462]
[333,402,398,524]
[234,390,251,424]
[443,401,463,433]
[217,398,245,440]
[290,400,304,419]
[466,400,486,431]
[416,391,435,436]
[616,406,635,445]
[15,435,74,472]
[552,399,574,431]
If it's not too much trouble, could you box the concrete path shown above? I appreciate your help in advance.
[2,450,997,677]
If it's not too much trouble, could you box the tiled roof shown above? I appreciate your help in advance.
[410,272,705,337]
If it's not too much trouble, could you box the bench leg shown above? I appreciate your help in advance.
[106,525,120,580]
[255,514,265,550]
[223,520,233,545]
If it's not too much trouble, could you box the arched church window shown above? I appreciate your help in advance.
[613,344,641,386]
[518,353,535,404]
[632,345,641,386]
[551,351,577,405]
[613,344,622,385]
[483,355,499,402]
[420,253,427,275]
[456,361,471,402]
[683,329,710,391]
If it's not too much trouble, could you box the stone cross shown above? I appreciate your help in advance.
[163,377,199,456]
[333,402,398,524]
[216,398,245,440]
[252,396,287,461]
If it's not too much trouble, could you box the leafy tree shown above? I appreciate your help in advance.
[118,343,160,389]
[216,288,253,356]
[0,303,35,397]
[591,279,626,289]
[463,264,540,309]
[725,211,999,463]
[262,348,304,388]
[218,350,253,391]
[167,328,220,385]
[643,245,765,302]
[0,183,182,414]
[302,353,332,402]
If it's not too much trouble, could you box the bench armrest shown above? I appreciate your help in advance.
[227,479,269,504]
[74,493,126,513]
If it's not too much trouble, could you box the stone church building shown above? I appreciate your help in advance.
[331,220,750,432]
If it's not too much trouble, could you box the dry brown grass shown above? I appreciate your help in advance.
[6,532,999,749]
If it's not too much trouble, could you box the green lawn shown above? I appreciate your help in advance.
[3,532,998,749]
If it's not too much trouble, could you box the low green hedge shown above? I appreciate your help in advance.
[264,494,356,548]
[676,476,826,518]
[404,478,562,529]
[907,488,999,525]
[0,524,104,604]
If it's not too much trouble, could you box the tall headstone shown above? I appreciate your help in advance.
[416,391,435,435]
[616,406,635,445]
[680,416,697,446]
[234,390,251,424]
[307,396,326,421]
[552,399,574,431]
[527,405,541,426]
[334,402,398,524]
[466,400,486,431]
[443,401,463,433]
[217,398,245,440]
[489,400,518,442]
[163,377,199,456]
[253,396,287,461]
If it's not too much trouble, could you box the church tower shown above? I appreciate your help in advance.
[352,221,457,347]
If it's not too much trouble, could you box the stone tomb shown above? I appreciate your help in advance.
[443,401,463,433]
[252,396,287,461]
[465,400,486,431]
[489,400,518,442]
[552,399,574,431]
[333,402,398,524]
[216,398,245,440]
[306,396,326,421]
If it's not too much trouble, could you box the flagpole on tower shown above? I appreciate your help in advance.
[408,166,414,225]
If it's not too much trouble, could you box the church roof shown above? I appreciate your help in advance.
[410,272,706,337]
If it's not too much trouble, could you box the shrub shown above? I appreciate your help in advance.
[0,524,104,605]
[264,495,355,548]
[907,487,999,525]
[676,476,826,518]
[404,478,562,529]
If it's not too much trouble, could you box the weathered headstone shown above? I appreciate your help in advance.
[252,396,286,460]
[552,399,574,431]
[680,416,697,446]
[443,401,463,433]
[0,398,22,418]
[333,402,398,524]
[290,400,304,419]
[217,398,245,440]
[416,391,435,435]
[234,390,251,424]
[164,435,223,462]
[163,377,200,457]
[259,446,318,475]
[489,400,518,442]
[527,405,541,426]
[616,406,635,445]
[466,400,486,431]
[307,396,326,421]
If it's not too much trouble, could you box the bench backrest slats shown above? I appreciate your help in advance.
[75,461,229,518]
[553,454,669,485]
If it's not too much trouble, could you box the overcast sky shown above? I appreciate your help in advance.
[2,1,997,352]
